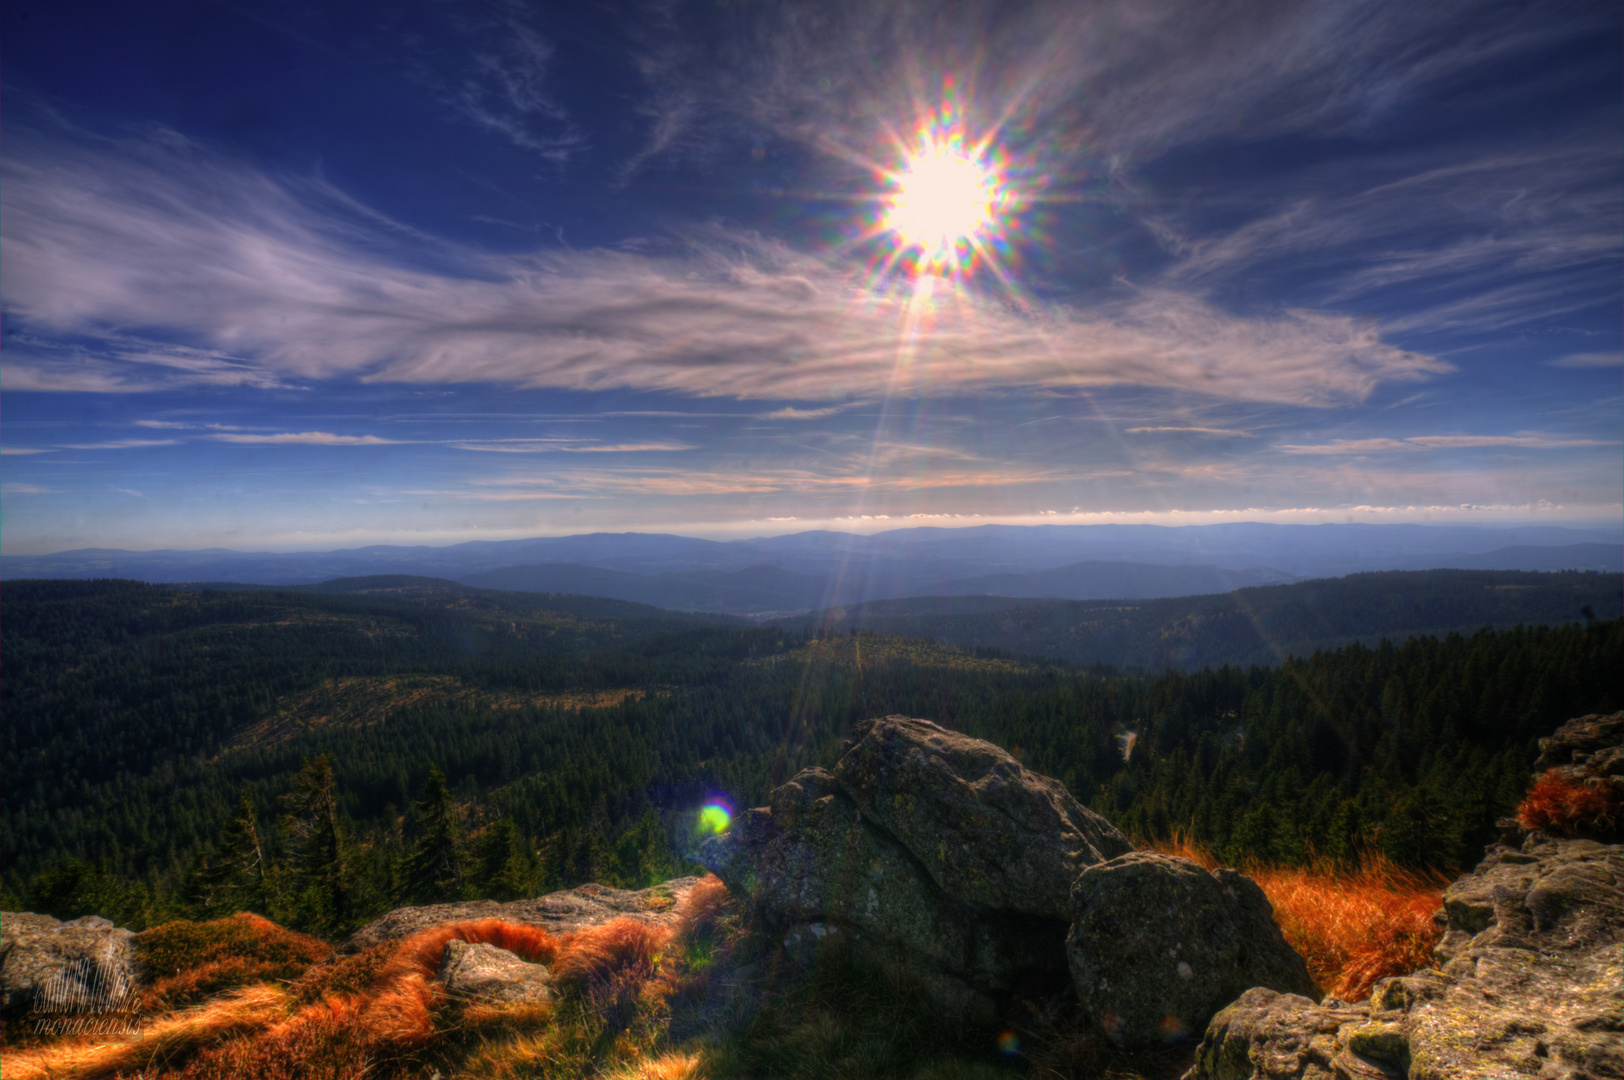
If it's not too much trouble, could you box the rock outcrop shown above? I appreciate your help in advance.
[439,939,555,1005]
[1534,712,1624,784]
[829,714,1135,919]
[0,913,138,1016]
[338,878,702,955]
[699,716,1136,1019]
[1069,852,1319,1048]
[1187,715,1624,1080]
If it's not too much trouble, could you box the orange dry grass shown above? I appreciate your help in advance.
[600,1049,705,1079]
[191,918,563,1075]
[552,918,672,987]
[138,912,330,1011]
[553,917,677,1031]
[4,906,715,1080]
[1518,769,1620,837]
[379,918,562,987]
[673,874,732,937]
[0,983,290,1080]
[1250,858,1443,1001]
[1150,836,1445,1001]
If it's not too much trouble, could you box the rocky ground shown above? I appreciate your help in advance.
[1187,713,1623,1080]
[3,712,1619,1079]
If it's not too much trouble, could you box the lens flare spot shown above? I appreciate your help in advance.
[997,1030,1021,1057]
[698,799,733,836]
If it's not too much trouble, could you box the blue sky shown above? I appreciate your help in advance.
[2,0,1619,554]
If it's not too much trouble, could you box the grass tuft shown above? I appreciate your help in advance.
[552,917,677,1035]
[1148,834,1445,1001]
[1517,769,1621,837]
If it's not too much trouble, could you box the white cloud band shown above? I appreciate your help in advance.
[2,131,1446,407]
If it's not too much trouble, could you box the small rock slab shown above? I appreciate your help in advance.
[439,939,554,1005]
[1068,852,1318,1051]
[0,912,139,1015]
[336,878,702,955]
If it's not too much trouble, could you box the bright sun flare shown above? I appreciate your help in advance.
[884,140,1000,265]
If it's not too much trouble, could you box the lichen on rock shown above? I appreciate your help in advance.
[439,939,554,1005]
[1068,852,1319,1051]
[0,912,139,1018]
[699,715,1133,1020]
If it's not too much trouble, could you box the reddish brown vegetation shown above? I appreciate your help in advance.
[1517,769,1621,837]
[89,909,694,1079]
[552,918,676,1032]
[136,913,331,1012]
[674,873,732,935]
[1151,836,1445,1002]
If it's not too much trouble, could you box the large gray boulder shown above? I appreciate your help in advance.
[1068,852,1318,1049]
[439,939,554,1005]
[0,913,139,1016]
[700,715,1134,1018]
[830,715,1134,919]
[1187,829,1624,1079]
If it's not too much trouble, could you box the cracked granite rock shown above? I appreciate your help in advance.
[1186,833,1624,1080]
[1069,851,1319,1050]
[0,913,139,1016]
[699,715,1132,1019]
[439,939,555,1005]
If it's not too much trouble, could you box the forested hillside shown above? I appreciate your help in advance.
[776,569,1622,669]
[3,577,1618,940]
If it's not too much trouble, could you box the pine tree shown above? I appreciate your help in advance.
[474,818,534,901]
[200,796,271,914]
[281,754,350,933]
[403,766,465,902]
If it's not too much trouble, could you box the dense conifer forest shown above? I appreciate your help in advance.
[3,576,1618,938]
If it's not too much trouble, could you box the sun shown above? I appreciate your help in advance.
[871,113,1016,281]
[884,142,998,258]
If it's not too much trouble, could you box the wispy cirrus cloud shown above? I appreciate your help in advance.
[619,1,1608,178]
[1550,352,1623,368]
[1126,426,1254,437]
[0,129,1445,408]
[449,439,696,453]
[455,454,1111,501]
[56,438,182,450]
[207,432,402,446]
[400,7,583,166]
[1278,434,1616,455]
[761,405,851,420]
[2,483,56,495]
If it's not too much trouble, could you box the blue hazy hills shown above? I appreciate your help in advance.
[3,523,1618,617]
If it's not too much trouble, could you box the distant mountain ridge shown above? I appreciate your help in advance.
[4,524,1618,616]
[772,569,1624,670]
[928,560,1299,599]
[459,563,835,616]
